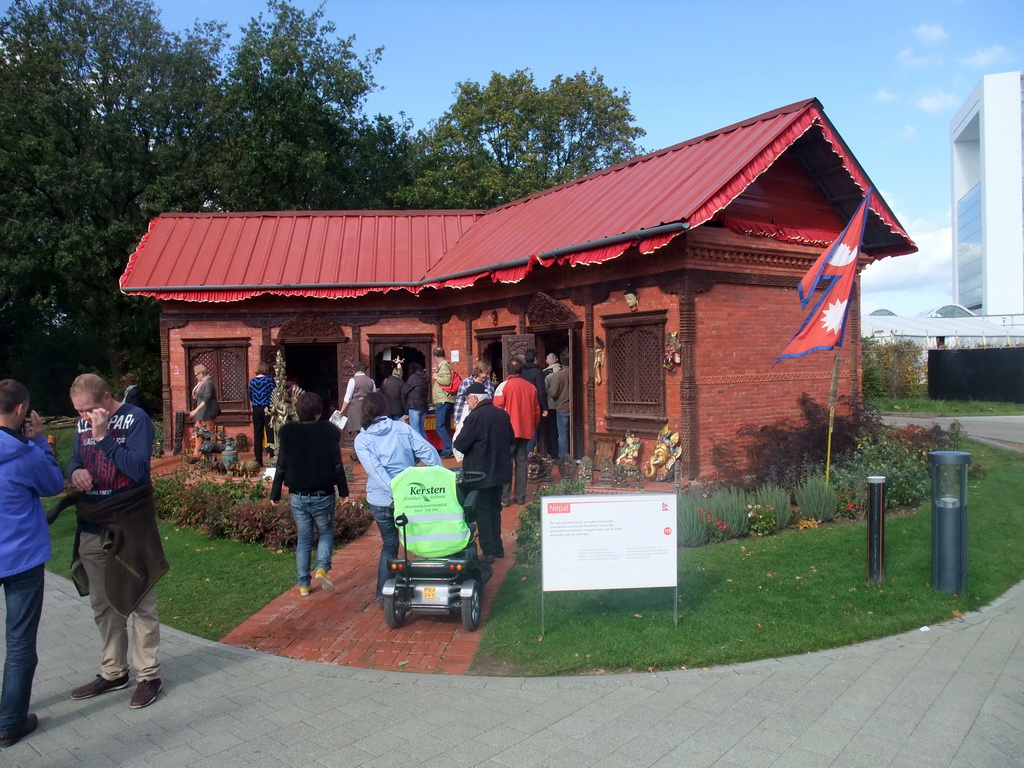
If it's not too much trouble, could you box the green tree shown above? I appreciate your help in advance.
[0,0,227,410]
[0,0,410,411]
[861,337,927,399]
[400,68,646,209]
[214,0,411,210]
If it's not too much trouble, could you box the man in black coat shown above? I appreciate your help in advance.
[521,349,548,456]
[454,382,513,563]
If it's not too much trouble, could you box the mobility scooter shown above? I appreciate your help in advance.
[381,465,491,631]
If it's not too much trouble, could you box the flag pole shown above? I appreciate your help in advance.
[825,348,842,484]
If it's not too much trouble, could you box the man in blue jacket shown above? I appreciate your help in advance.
[0,379,65,748]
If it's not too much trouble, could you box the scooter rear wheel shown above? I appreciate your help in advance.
[383,595,407,628]
[461,579,481,631]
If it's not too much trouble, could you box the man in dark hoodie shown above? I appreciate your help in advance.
[0,380,65,748]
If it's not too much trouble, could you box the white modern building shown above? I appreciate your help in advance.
[950,71,1024,315]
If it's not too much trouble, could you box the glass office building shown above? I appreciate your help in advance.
[950,72,1024,315]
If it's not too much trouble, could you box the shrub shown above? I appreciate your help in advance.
[736,393,882,488]
[703,486,751,539]
[515,478,587,565]
[754,483,792,530]
[746,504,777,537]
[832,423,952,509]
[152,463,371,551]
[861,337,927,399]
[834,485,865,520]
[677,490,708,547]
[795,474,837,522]
[699,509,731,542]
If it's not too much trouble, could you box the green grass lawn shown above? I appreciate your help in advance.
[473,440,1024,676]
[45,499,296,640]
[873,396,1024,416]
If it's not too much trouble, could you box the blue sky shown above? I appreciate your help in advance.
[151,0,1019,315]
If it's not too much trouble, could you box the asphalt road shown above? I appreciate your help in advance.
[882,414,1024,450]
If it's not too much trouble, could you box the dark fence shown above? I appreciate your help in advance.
[928,347,1024,402]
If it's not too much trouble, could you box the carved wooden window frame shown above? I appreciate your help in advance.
[183,338,250,419]
[601,309,667,436]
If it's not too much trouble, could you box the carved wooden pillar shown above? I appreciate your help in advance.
[583,298,596,456]
[667,276,712,480]
[571,289,605,458]
[351,325,362,361]
[454,308,478,375]
[159,314,189,453]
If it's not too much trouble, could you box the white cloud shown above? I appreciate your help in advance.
[901,125,917,138]
[896,48,941,69]
[875,89,898,103]
[861,219,953,316]
[915,91,959,112]
[957,45,1008,68]
[913,24,948,45]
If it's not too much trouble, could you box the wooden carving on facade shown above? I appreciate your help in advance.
[276,311,346,342]
[644,423,682,481]
[526,292,578,329]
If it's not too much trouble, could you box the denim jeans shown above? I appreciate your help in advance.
[370,504,399,598]
[291,493,335,587]
[408,409,426,438]
[0,564,44,734]
[434,401,453,452]
[557,411,570,458]
[526,425,538,457]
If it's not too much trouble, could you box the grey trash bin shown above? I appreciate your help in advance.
[928,451,970,594]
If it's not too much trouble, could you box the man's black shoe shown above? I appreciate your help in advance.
[71,674,129,700]
[130,678,162,709]
[0,713,38,748]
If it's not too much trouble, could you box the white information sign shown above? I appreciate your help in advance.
[541,493,677,592]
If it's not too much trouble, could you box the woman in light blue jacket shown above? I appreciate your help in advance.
[354,392,441,599]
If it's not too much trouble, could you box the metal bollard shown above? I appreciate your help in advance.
[867,476,886,583]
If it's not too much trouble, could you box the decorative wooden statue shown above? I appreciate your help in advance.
[644,422,682,481]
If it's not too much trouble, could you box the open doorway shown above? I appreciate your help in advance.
[282,343,337,418]
[371,345,427,387]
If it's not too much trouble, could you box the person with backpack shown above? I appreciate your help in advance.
[430,348,460,458]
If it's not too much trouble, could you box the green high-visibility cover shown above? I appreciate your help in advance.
[391,465,470,558]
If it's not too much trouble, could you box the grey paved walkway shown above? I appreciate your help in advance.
[2,574,1022,768]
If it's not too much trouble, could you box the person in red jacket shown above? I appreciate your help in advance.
[493,358,541,506]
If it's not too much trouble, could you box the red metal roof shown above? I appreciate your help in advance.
[120,211,482,302]
[120,99,916,302]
